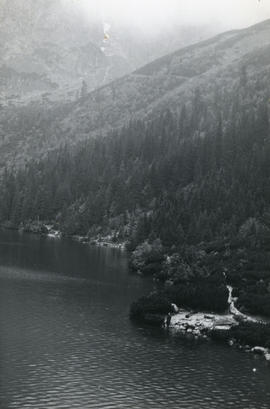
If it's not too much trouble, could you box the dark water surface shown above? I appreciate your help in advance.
[0,229,270,409]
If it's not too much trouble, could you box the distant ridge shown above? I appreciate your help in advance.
[0,19,270,168]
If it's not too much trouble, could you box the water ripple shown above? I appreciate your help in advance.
[1,231,270,409]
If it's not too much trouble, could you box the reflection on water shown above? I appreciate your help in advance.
[0,229,270,409]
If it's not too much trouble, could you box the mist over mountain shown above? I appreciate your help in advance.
[0,0,216,106]
[1,18,270,169]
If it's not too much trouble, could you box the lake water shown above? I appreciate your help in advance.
[0,229,270,409]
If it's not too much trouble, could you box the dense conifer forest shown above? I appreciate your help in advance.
[3,6,270,407]
[1,70,270,319]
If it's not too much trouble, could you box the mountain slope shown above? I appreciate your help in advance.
[1,19,270,322]
[0,0,214,105]
[1,50,270,317]
[63,18,270,138]
[0,0,123,104]
[0,19,270,168]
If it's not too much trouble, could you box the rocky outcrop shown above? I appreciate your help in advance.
[169,311,238,336]
[167,285,267,336]
[165,286,270,362]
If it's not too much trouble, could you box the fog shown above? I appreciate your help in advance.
[65,0,270,33]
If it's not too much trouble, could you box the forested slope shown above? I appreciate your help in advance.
[1,19,270,169]
[1,20,270,318]
[1,65,270,316]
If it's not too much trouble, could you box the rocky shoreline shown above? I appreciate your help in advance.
[0,222,126,250]
[164,285,270,362]
[2,222,270,363]
[168,310,238,336]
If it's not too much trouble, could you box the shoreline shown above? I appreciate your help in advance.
[165,285,270,362]
[2,223,270,363]
[0,222,127,251]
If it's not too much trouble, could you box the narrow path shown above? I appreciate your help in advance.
[227,285,256,322]
[227,285,268,324]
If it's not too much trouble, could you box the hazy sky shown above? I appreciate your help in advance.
[66,0,270,32]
